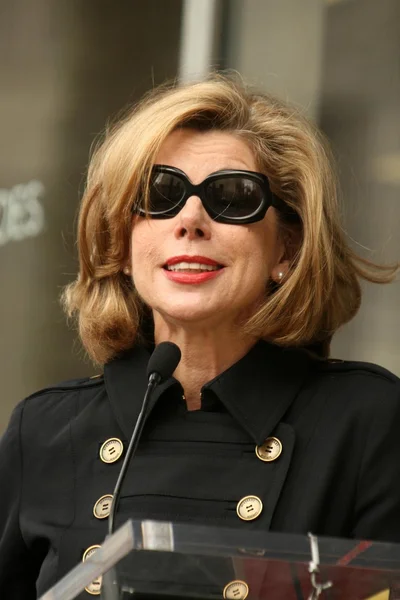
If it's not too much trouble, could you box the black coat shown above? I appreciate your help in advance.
[1,340,400,599]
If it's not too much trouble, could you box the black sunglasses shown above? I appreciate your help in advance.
[133,165,297,225]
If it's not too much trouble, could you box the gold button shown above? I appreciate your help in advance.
[93,494,113,519]
[99,438,123,463]
[82,545,102,595]
[255,436,282,462]
[82,545,101,561]
[85,578,102,596]
[223,580,249,599]
[237,495,263,521]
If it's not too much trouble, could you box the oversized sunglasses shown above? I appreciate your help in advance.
[133,165,297,225]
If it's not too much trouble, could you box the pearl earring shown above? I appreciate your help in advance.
[123,266,131,275]
[277,271,285,283]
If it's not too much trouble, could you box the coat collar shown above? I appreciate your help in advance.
[104,340,313,445]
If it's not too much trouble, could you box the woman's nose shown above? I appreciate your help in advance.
[173,195,212,240]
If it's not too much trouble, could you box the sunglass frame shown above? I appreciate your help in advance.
[134,164,297,225]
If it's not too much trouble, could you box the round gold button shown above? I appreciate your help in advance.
[85,578,102,596]
[255,436,282,462]
[82,545,102,595]
[223,580,249,600]
[237,495,263,521]
[93,494,113,519]
[99,438,123,464]
[82,545,101,561]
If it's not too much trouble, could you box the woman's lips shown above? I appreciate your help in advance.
[162,255,225,283]
[164,255,222,267]
[163,268,224,284]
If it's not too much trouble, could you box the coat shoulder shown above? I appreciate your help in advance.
[313,357,400,414]
[25,374,105,400]
[20,374,105,421]
[317,357,399,383]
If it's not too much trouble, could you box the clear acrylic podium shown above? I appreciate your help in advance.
[39,519,400,600]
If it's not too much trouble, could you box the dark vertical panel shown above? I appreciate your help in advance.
[319,0,400,372]
[0,0,182,429]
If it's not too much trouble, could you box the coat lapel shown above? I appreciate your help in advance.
[104,345,178,439]
[205,341,313,444]
[104,340,314,444]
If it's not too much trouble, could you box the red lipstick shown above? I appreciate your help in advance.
[164,255,221,267]
[163,255,224,284]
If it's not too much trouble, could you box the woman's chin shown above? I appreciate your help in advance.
[153,304,224,329]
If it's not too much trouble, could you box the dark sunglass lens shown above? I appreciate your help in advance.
[148,172,185,214]
[206,177,264,218]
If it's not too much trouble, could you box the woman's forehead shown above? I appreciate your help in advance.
[155,129,257,175]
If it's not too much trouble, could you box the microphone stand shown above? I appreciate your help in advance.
[101,372,161,600]
[100,341,181,599]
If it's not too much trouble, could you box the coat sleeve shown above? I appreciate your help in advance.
[0,401,39,599]
[353,379,400,542]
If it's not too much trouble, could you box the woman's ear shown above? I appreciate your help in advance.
[121,254,132,276]
[271,222,302,283]
[270,261,291,284]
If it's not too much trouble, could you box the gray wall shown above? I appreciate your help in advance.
[0,0,182,430]
[319,0,400,373]
[224,0,325,120]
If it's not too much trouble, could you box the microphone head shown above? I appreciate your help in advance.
[146,342,181,382]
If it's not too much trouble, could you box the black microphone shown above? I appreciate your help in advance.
[108,341,181,536]
[146,341,182,387]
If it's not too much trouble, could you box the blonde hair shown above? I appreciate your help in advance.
[62,74,398,364]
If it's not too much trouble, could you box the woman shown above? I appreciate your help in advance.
[0,75,399,599]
